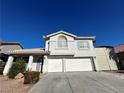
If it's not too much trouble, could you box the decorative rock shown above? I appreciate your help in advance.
[15,73,24,80]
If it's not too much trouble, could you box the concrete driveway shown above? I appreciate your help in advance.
[29,72,124,93]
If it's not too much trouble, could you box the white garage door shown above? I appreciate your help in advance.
[47,58,93,72]
[48,59,63,72]
[65,58,93,71]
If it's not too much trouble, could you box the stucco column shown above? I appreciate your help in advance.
[3,56,14,76]
[42,56,48,73]
[26,55,33,71]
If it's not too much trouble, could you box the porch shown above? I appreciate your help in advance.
[3,48,49,75]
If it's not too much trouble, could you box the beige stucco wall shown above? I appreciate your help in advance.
[46,33,96,57]
[95,48,118,71]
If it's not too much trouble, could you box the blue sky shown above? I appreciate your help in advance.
[0,0,124,48]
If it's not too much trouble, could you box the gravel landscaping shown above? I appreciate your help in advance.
[0,75,33,93]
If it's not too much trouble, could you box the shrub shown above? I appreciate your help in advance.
[24,71,40,84]
[8,60,26,78]
[0,60,6,75]
[0,69,4,75]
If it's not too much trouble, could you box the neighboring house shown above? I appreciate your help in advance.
[115,44,124,69]
[0,42,23,53]
[115,44,124,53]
[0,42,23,61]
[0,42,23,74]
[3,31,118,75]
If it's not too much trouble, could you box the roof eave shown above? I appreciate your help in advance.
[75,36,96,42]
[43,31,77,40]
[6,51,50,55]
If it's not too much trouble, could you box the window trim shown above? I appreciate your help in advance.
[57,36,68,48]
[77,41,90,50]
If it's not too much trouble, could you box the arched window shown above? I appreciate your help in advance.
[58,36,68,48]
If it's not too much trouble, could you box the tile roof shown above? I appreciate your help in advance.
[43,30,95,42]
[115,44,124,53]
[0,42,23,49]
[0,42,19,45]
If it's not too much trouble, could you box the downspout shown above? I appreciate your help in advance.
[48,41,50,52]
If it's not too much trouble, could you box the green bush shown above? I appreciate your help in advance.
[24,71,40,84]
[0,69,4,75]
[8,60,26,78]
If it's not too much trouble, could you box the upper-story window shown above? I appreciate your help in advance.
[77,41,89,49]
[58,36,68,48]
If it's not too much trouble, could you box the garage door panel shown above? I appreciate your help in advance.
[48,59,62,72]
[47,58,93,72]
[65,58,92,71]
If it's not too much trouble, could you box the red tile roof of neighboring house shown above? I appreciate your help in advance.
[0,42,18,45]
[115,44,124,53]
[0,42,23,49]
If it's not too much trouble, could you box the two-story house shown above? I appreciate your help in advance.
[3,30,118,75]
[42,31,98,72]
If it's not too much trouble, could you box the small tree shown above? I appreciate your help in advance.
[8,60,26,78]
